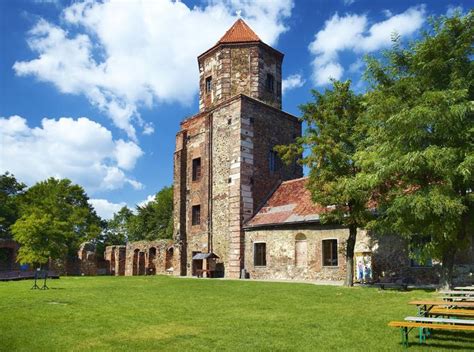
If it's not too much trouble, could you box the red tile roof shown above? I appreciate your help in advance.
[218,19,260,44]
[246,177,329,228]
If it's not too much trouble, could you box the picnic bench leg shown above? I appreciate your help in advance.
[400,327,409,347]
[418,328,426,344]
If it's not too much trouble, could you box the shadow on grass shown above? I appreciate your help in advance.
[359,284,437,293]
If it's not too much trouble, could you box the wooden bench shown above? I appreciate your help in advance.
[430,308,474,318]
[442,296,474,302]
[389,320,474,347]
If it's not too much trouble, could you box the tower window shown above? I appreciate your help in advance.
[322,239,338,266]
[192,158,201,181]
[254,242,266,266]
[192,205,201,226]
[265,74,274,93]
[205,76,212,93]
[269,150,280,173]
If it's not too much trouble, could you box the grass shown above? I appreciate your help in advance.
[0,276,473,351]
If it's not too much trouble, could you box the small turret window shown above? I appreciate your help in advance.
[265,74,274,93]
[269,149,280,173]
[192,158,201,181]
[205,76,212,93]
[192,205,201,225]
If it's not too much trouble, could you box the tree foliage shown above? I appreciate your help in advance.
[277,80,370,286]
[0,172,26,239]
[356,11,473,288]
[128,186,174,242]
[12,178,102,265]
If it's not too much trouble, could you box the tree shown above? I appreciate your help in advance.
[12,178,102,265]
[0,172,26,239]
[356,12,473,288]
[277,81,371,286]
[101,206,133,249]
[128,186,173,241]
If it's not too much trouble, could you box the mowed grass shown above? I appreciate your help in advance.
[0,276,473,351]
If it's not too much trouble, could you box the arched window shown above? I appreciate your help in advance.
[295,233,307,267]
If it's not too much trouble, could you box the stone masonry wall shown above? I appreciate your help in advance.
[104,245,126,276]
[244,225,352,281]
[209,98,243,278]
[198,44,282,112]
[241,96,302,215]
[174,95,302,278]
[244,226,474,285]
[104,241,176,276]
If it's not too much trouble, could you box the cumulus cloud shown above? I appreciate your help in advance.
[13,0,294,139]
[137,194,156,208]
[282,74,305,94]
[0,115,143,193]
[89,198,126,220]
[309,5,425,86]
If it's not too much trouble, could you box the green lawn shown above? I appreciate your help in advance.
[0,276,473,351]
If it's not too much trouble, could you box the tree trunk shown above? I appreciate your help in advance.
[439,247,456,290]
[344,224,357,287]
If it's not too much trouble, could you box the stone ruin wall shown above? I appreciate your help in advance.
[104,240,178,276]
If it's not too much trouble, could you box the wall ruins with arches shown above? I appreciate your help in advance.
[105,240,179,276]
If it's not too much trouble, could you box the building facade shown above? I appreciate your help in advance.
[170,19,474,284]
[173,19,302,278]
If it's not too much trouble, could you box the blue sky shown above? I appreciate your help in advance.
[0,0,469,219]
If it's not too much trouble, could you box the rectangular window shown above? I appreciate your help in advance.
[269,150,279,173]
[192,205,201,226]
[254,243,266,266]
[265,74,274,93]
[192,158,201,181]
[322,239,338,266]
[205,76,212,93]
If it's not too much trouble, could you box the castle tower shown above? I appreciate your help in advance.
[198,19,283,111]
[173,19,302,278]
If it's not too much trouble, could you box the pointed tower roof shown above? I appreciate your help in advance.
[198,18,283,60]
[217,19,260,44]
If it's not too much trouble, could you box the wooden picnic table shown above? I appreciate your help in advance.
[440,290,474,296]
[409,300,474,316]
[405,316,474,325]
[429,307,474,318]
[442,296,474,302]
[454,286,474,291]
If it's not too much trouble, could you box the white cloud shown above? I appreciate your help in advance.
[343,0,356,6]
[0,115,143,193]
[137,194,156,208]
[282,74,305,94]
[446,5,463,17]
[309,5,425,86]
[89,198,126,220]
[14,0,294,139]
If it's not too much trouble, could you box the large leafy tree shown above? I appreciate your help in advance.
[12,178,102,265]
[97,206,133,255]
[277,81,370,286]
[0,172,26,239]
[129,186,173,241]
[357,12,473,288]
